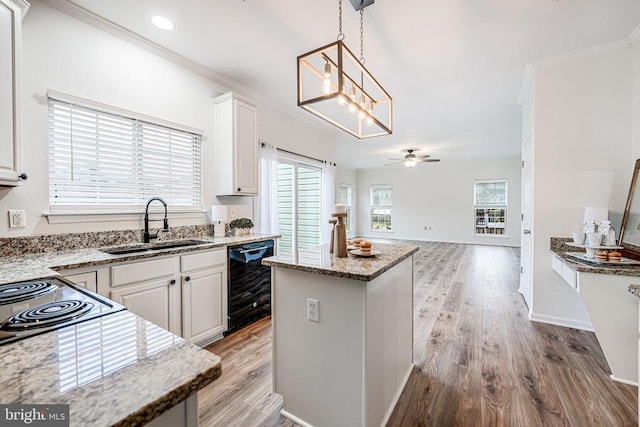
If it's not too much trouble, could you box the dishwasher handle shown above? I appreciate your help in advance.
[238,246,270,254]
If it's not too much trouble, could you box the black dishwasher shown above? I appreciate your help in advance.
[226,240,274,335]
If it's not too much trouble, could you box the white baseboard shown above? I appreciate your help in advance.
[279,365,414,427]
[529,312,594,332]
[610,374,639,387]
[280,409,314,427]
[380,364,414,427]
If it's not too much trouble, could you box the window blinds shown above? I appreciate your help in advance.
[48,97,202,210]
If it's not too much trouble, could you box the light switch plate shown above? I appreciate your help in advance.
[8,210,26,228]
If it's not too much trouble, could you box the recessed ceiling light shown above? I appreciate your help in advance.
[151,16,174,31]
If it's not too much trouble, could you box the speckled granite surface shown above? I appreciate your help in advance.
[629,285,640,298]
[0,225,214,257]
[550,236,640,277]
[0,310,221,426]
[0,234,279,285]
[263,242,419,281]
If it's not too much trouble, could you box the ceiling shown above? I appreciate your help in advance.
[64,0,640,169]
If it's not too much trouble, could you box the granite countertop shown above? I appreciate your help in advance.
[550,237,640,278]
[0,233,279,285]
[262,242,419,281]
[0,310,221,426]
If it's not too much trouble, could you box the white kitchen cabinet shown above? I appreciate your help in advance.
[213,92,258,196]
[0,0,28,186]
[63,271,97,293]
[181,249,227,345]
[103,249,227,344]
[111,276,182,336]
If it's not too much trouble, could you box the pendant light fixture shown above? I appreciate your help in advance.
[297,0,392,139]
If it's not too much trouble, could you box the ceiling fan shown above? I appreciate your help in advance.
[385,149,440,168]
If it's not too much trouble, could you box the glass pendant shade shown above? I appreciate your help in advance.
[297,40,392,139]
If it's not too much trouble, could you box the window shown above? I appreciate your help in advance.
[48,95,202,211]
[338,183,352,232]
[370,185,392,231]
[277,160,322,253]
[474,179,507,236]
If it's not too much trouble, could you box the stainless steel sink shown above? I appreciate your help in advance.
[149,239,210,250]
[101,239,209,255]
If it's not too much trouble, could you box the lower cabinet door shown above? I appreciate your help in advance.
[63,271,98,293]
[182,266,227,344]
[111,277,181,335]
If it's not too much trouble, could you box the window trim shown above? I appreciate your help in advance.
[339,182,353,233]
[370,184,393,232]
[473,179,508,237]
[47,90,204,215]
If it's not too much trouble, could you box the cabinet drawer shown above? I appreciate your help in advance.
[112,256,179,287]
[181,249,225,273]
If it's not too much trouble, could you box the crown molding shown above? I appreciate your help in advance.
[529,38,631,71]
[38,0,258,99]
[9,0,30,17]
[36,0,338,141]
[518,23,640,102]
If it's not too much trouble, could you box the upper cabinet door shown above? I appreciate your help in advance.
[214,92,258,196]
[0,0,26,186]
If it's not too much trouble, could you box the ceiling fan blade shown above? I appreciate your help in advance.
[384,162,402,166]
[416,155,431,160]
[419,158,440,162]
[388,157,404,161]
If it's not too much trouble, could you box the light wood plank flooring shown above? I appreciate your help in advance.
[200,241,637,426]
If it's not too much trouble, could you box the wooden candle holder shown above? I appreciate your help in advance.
[332,212,348,257]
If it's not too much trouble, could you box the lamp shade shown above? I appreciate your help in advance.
[583,206,608,224]
[211,205,228,223]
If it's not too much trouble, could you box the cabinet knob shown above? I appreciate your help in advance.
[18,173,28,181]
[185,276,191,282]
[237,187,242,192]
[523,229,531,235]
[169,279,176,286]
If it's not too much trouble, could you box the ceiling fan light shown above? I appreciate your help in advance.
[404,158,417,168]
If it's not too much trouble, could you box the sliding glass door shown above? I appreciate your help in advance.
[277,160,322,253]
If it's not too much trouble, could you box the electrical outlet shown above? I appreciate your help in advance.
[307,298,319,322]
[229,208,237,218]
[8,210,26,229]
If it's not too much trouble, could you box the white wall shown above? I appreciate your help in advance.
[336,166,357,238]
[0,1,336,237]
[355,157,522,246]
[634,39,640,158]
[530,46,634,327]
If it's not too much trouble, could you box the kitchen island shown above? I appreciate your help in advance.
[263,242,418,427]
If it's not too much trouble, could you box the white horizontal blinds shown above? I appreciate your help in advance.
[297,165,321,250]
[474,180,507,205]
[48,97,202,209]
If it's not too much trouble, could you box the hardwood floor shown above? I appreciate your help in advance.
[200,241,638,426]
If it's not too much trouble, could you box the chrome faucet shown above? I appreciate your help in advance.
[144,197,169,243]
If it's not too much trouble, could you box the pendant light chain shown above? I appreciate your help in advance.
[360,7,365,64]
[337,0,344,41]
